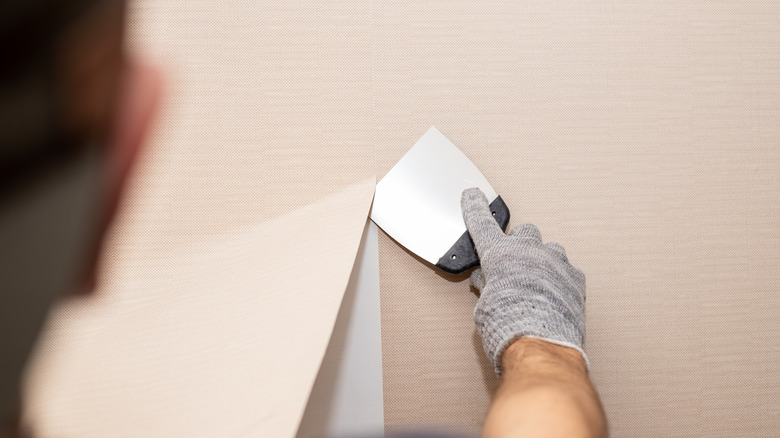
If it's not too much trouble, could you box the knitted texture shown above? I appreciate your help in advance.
[462,188,587,376]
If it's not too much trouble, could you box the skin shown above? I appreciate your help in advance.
[483,338,607,438]
[55,0,163,293]
[79,59,162,293]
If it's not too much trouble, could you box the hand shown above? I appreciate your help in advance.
[461,188,587,376]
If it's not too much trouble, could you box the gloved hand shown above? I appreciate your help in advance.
[462,188,587,376]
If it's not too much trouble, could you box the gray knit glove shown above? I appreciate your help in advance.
[462,188,587,376]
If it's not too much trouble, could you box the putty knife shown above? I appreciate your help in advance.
[370,126,509,274]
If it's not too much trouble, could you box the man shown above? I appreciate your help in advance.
[1,0,161,434]
[0,0,606,436]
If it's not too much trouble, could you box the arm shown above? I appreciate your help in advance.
[460,188,606,438]
[484,338,605,438]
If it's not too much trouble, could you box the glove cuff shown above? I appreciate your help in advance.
[474,288,586,377]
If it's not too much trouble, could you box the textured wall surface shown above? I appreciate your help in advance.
[24,1,780,437]
[372,2,780,436]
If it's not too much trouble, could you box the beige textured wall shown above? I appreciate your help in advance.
[373,2,780,436]
[125,0,376,248]
[29,1,780,437]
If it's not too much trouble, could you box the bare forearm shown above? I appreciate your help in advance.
[483,338,606,438]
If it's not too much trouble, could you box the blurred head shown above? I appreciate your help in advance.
[0,0,161,429]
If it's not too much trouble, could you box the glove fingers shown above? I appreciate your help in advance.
[508,223,543,243]
[545,242,569,262]
[461,188,505,256]
[470,268,486,291]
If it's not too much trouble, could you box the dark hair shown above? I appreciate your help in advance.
[0,2,121,427]
[0,0,108,189]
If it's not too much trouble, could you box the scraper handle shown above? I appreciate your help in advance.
[435,196,510,274]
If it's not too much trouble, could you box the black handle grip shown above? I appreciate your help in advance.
[434,195,510,274]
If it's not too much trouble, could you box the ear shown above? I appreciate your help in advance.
[80,59,162,293]
[105,60,162,223]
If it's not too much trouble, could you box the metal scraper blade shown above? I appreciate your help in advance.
[370,126,509,274]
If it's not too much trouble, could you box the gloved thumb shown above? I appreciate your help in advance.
[470,268,486,292]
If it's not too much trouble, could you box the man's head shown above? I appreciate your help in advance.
[0,0,161,428]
